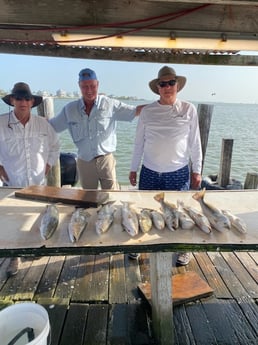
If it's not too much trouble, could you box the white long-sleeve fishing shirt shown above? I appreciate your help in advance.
[130,99,202,174]
[0,111,60,187]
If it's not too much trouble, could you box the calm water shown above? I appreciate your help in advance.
[1,98,258,186]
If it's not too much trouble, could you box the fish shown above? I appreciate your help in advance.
[121,201,139,237]
[150,210,165,230]
[96,201,116,235]
[177,200,195,230]
[68,207,91,243]
[40,204,59,240]
[154,192,179,231]
[192,188,231,232]
[138,209,152,233]
[222,209,247,234]
[182,203,212,234]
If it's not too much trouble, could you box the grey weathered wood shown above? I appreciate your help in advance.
[244,172,258,189]
[150,252,173,345]
[37,97,61,187]
[147,0,258,5]
[197,104,214,172]
[217,139,233,187]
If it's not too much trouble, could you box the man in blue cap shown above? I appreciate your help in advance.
[50,68,143,189]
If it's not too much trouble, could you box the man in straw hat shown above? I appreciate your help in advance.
[0,82,60,277]
[129,66,202,265]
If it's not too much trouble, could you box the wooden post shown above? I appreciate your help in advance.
[197,104,214,173]
[217,139,233,188]
[150,252,173,345]
[37,97,61,187]
[244,172,258,189]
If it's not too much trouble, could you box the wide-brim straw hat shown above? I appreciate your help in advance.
[2,82,43,108]
[149,66,187,94]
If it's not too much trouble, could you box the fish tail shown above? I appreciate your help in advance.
[177,199,184,208]
[192,188,206,201]
[154,192,165,203]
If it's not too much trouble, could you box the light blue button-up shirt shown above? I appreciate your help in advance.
[50,95,136,161]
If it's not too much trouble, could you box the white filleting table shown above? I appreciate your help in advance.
[1,188,257,345]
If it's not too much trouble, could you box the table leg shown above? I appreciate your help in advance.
[150,252,174,345]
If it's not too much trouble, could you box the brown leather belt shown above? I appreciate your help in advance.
[94,153,111,160]
[94,155,104,159]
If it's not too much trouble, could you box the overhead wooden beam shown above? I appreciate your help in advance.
[1,43,258,66]
[146,0,258,5]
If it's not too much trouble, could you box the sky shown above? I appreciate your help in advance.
[1,53,258,103]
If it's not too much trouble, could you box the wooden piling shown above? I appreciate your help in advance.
[37,97,61,187]
[217,139,233,188]
[244,172,258,189]
[197,104,214,173]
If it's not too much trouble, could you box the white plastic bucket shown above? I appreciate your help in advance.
[0,302,50,345]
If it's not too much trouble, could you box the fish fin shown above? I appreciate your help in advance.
[154,192,165,202]
[192,188,206,201]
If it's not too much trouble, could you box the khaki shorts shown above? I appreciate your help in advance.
[77,153,120,190]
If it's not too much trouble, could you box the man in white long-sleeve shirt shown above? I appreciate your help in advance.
[0,82,60,277]
[129,66,202,265]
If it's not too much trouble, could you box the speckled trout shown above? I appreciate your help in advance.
[68,208,91,243]
[96,201,116,235]
[192,188,230,232]
[154,192,179,231]
[40,204,59,240]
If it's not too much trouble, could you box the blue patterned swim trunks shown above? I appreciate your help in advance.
[139,165,190,191]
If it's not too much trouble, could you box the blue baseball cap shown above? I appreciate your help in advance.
[79,68,97,82]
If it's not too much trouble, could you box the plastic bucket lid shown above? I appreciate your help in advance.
[0,302,50,345]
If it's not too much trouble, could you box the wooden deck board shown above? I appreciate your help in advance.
[0,251,257,345]
[58,303,88,345]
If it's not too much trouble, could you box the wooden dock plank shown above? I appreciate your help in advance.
[124,254,143,302]
[38,298,69,345]
[201,297,258,344]
[13,257,49,301]
[54,256,80,299]
[0,258,32,300]
[71,255,95,302]
[88,254,110,302]
[109,254,127,304]
[34,256,65,299]
[194,252,232,298]
[234,251,258,283]
[221,251,258,298]
[58,303,88,345]
[208,252,256,299]
[84,304,109,345]
[173,305,196,345]
[0,251,256,345]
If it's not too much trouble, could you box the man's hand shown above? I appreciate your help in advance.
[191,172,202,190]
[0,165,9,184]
[129,171,137,186]
[45,163,51,176]
[135,104,146,116]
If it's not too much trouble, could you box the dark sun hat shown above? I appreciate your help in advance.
[2,82,43,108]
[149,66,187,94]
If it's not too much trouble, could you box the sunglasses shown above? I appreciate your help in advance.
[13,96,32,101]
[158,79,177,88]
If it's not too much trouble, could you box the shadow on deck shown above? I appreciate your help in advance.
[0,251,257,345]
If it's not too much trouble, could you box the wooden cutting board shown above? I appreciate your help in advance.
[15,185,110,207]
[138,271,213,306]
